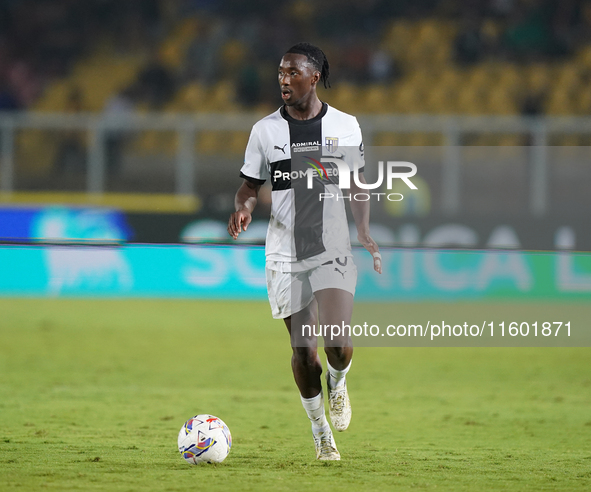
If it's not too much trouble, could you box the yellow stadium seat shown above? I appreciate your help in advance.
[481,19,502,41]
[330,83,360,114]
[486,87,518,115]
[373,133,394,146]
[71,55,143,112]
[424,81,458,113]
[408,133,442,146]
[33,81,72,112]
[362,85,390,113]
[197,131,222,154]
[438,68,462,88]
[169,83,208,112]
[416,20,441,42]
[497,65,523,91]
[553,64,581,92]
[468,65,496,90]
[391,83,424,114]
[374,133,417,146]
[525,63,551,92]
[384,20,414,57]
[497,135,523,146]
[553,135,582,146]
[132,131,177,157]
[228,132,250,155]
[202,81,235,111]
[578,90,591,114]
[221,40,247,67]
[16,130,60,175]
[430,43,452,67]
[195,131,248,155]
[457,86,487,115]
[375,133,440,146]
[576,45,591,68]
[159,17,200,69]
[546,89,575,115]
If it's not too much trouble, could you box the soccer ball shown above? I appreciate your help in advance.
[177,414,232,464]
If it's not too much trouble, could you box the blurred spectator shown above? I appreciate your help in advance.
[137,0,164,44]
[236,54,262,107]
[551,0,582,57]
[137,53,175,109]
[0,0,168,110]
[7,61,41,107]
[368,50,401,83]
[183,19,229,85]
[1,0,590,116]
[54,87,86,174]
[453,17,487,66]
[501,2,555,60]
[36,1,85,77]
[488,0,516,18]
[0,81,20,111]
[340,38,372,83]
[236,67,261,107]
[521,89,546,146]
[521,92,545,117]
[580,1,591,44]
[103,85,138,176]
[107,0,163,54]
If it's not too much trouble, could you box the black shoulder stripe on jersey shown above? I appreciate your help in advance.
[240,172,266,185]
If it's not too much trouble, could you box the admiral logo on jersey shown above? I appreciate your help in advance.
[291,141,321,153]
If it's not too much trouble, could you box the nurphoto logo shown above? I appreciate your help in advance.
[315,159,418,202]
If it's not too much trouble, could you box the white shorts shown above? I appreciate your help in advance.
[266,256,357,319]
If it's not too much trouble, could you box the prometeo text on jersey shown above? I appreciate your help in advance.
[272,160,418,190]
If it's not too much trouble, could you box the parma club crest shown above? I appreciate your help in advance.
[325,137,338,153]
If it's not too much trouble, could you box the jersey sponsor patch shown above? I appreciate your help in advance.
[291,141,321,153]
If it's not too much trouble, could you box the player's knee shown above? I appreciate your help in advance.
[292,346,318,366]
[324,346,351,363]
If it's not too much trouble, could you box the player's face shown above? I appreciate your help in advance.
[278,54,320,106]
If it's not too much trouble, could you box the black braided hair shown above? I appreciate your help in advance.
[285,42,331,88]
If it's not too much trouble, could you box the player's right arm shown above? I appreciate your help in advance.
[228,179,261,240]
[230,122,268,239]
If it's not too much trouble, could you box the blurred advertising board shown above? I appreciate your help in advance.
[0,206,131,243]
[0,245,589,300]
[2,207,589,252]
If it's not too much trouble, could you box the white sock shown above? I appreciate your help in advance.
[327,360,351,390]
[300,392,329,434]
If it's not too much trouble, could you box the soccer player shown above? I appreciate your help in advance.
[228,43,381,460]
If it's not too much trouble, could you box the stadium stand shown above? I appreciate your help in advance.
[1,0,591,196]
[2,1,587,116]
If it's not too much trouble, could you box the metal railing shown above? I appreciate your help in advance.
[1,111,591,216]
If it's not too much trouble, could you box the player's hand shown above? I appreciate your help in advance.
[357,233,382,274]
[228,209,252,240]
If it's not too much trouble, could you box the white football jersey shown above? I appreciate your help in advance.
[240,103,364,271]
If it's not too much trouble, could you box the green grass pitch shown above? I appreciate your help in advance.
[1,299,590,491]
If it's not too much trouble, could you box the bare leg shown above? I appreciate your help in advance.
[314,288,354,370]
[284,298,322,398]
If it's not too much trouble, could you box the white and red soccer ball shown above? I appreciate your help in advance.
[178,414,232,464]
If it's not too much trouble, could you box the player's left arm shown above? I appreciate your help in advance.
[350,173,382,274]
